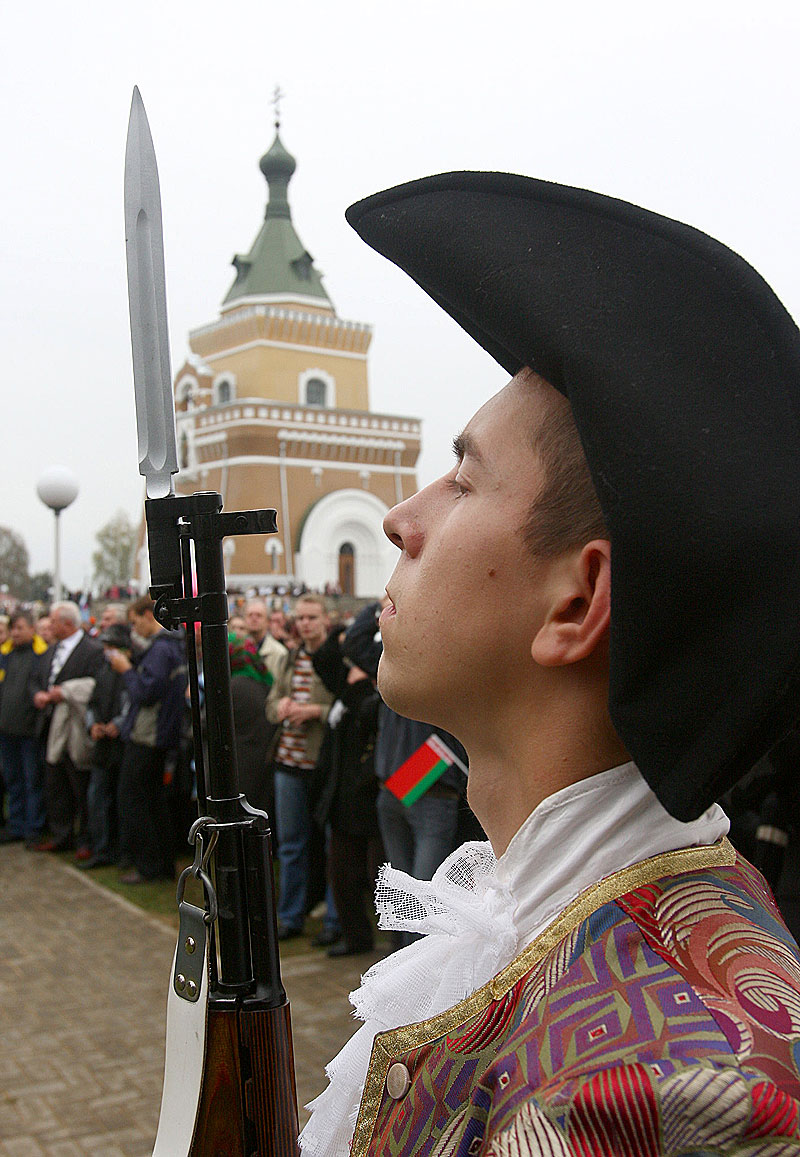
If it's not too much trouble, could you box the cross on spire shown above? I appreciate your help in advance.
[272,84,284,131]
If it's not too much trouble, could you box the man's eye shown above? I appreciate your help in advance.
[448,476,469,499]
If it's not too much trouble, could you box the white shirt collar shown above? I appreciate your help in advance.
[495,761,729,946]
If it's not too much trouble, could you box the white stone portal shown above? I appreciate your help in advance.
[295,489,397,597]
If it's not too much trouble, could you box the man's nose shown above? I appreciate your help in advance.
[383,503,404,549]
[383,496,423,557]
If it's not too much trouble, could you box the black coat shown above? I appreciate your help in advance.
[0,641,44,736]
[87,663,128,770]
[311,629,380,837]
[230,674,272,814]
[31,633,104,740]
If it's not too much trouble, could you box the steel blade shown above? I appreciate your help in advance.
[124,86,179,499]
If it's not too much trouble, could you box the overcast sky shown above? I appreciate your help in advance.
[2,0,799,589]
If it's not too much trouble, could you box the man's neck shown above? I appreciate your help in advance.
[460,680,629,857]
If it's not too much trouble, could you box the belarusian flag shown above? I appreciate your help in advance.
[385,734,467,807]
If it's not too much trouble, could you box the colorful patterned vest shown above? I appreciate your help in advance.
[352,840,800,1155]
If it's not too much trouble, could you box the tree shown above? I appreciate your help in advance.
[92,510,137,591]
[29,571,53,602]
[0,526,30,599]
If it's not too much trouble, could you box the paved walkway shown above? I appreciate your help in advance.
[0,844,384,1156]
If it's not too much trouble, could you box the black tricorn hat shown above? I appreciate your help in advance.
[347,172,800,821]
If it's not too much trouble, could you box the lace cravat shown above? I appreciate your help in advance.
[299,841,517,1157]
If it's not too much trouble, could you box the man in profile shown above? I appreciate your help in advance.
[300,175,800,1155]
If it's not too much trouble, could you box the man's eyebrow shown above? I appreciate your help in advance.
[452,431,484,465]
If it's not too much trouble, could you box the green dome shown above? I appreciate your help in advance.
[259,130,296,184]
[223,125,332,308]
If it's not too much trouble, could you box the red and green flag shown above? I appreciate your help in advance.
[385,734,468,807]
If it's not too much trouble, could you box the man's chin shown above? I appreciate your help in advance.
[377,656,441,727]
[378,655,413,716]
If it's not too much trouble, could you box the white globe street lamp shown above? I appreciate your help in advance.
[37,467,79,603]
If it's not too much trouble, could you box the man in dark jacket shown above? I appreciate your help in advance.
[108,595,187,883]
[0,611,48,843]
[82,623,133,868]
[31,601,104,853]
[312,625,382,956]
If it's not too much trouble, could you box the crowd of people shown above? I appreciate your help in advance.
[0,592,481,958]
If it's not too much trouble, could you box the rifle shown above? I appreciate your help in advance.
[124,87,299,1157]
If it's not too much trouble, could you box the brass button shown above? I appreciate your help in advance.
[386,1062,411,1100]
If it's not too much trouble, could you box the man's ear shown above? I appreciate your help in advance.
[531,540,612,668]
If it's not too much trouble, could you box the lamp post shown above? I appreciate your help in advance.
[36,467,79,603]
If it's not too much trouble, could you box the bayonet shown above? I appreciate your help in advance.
[125,86,179,499]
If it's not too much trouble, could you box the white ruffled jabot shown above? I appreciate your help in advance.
[298,841,514,1157]
[298,763,729,1157]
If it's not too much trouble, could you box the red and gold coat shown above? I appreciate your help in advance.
[351,840,800,1155]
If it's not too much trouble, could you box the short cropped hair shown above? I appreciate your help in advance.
[129,595,156,617]
[522,372,607,558]
[294,594,328,614]
[50,601,83,628]
[10,610,34,628]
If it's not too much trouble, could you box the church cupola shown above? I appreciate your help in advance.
[223,96,332,310]
[259,130,296,221]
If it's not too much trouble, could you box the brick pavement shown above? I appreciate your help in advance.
[0,844,384,1156]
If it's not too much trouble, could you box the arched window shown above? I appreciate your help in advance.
[177,377,197,411]
[212,374,235,405]
[265,537,284,574]
[305,377,326,406]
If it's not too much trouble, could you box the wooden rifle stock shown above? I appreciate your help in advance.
[191,1005,298,1156]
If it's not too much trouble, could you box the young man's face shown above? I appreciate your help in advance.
[245,604,268,640]
[128,609,158,638]
[379,372,563,737]
[294,601,329,651]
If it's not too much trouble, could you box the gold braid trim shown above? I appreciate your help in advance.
[351,837,735,1157]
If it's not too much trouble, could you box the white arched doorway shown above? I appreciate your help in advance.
[295,489,397,597]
